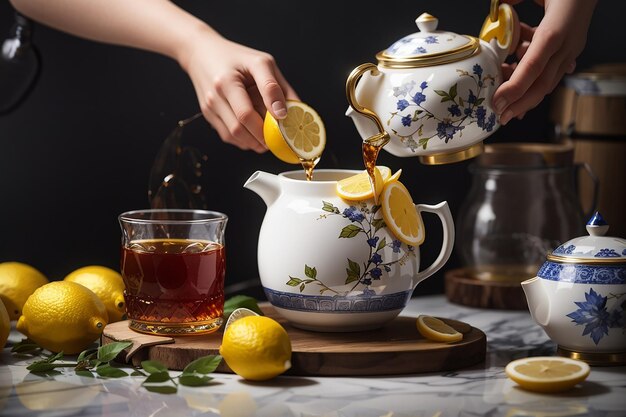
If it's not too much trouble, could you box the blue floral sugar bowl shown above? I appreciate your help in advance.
[522,212,626,365]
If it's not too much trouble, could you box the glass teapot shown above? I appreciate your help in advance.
[345,0,519,164]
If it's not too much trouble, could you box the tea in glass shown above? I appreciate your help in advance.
[118,209,227,335]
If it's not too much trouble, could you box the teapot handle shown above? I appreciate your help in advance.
[345,63,390,147]
[412,201,455,287]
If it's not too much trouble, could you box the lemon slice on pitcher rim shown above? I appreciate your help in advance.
[505,356,590,393]
[381,180,424,246]
[416,315,463,343]
[336,166,391,201]
[263,100,326,163]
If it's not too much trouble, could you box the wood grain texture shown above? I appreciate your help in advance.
[445,268,529,310]
[102,305,486,376]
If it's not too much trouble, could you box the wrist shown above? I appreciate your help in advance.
[175,23,223,73]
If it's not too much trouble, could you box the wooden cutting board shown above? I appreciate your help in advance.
[102,305,486,376]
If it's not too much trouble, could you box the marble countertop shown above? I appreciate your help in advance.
[1,294,625,417]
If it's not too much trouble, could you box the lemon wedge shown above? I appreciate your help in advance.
[505,356,590,393]
[263,100,326,163]
[380,180,424,246]
[336,166,391,201]
[386,169,402,184]
[416,315,463,343]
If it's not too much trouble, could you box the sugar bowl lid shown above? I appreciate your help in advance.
[376,13,479,69]
[548,212,626,264]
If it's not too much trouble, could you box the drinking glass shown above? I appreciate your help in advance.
[118,209,227,335]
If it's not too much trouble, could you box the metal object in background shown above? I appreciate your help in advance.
[551,63,626,239]
[0,13,40,115]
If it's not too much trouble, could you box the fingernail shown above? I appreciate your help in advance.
[501,110,513,125]
[272,101,287,119]
[494,98,507,114]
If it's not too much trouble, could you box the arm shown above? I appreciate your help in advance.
[10,0,298,152]
[494,0,597,125]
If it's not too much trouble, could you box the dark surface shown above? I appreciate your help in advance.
[1,1,625,295]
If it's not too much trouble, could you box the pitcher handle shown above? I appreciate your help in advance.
[576,162,599,219]
[412,201,455,286]
[345,63,390,147]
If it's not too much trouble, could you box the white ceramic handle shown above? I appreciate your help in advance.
[412,201,455,287]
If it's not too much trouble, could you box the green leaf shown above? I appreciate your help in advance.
[449,83,458,99]
[131,370,147,377]
[76,370,95,378]
[144,385,177,394]
[141,360,168,374]
[11,339,42,354]
[304,265,317,279]
[223,295,263,318]
[377,237,387,251]
[440,97,453,103]
[46,351,64,363]
[340,224,361,238]
[434,89,448,97]
[27,362,62,372]
[475,97,485,106]
[348,258,361,275]
[179,374,214,387]
[372,218,386,232]
[182,355,222,375]
[143,371,171,384]
[300,283,305,292]
[286,277,302,286]
[458,96,464,107]
[77,348,98,363]
[97,341,132,363]
[322,201,337,213]
[96,364,129,378]
[345,269,360,284]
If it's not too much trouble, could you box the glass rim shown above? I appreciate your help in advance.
[118,209,227,225]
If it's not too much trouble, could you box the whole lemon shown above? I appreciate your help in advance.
[16,281,108,354]
[219,316,291,381]
[0,298,9,348]
[64,265,126,322]
[0,262,48,320]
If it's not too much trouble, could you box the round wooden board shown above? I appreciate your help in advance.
[102,305,486,376]
[445,268,529,310]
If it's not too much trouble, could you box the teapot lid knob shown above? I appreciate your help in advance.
[416,13,438,33]
[586,211,609,236]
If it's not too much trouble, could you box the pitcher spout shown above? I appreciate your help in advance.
[521,277,550,327]
[244,171,281,207]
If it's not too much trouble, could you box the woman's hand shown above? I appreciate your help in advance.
[493,0,597,125]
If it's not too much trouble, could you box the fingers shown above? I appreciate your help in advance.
[248,54,291,120]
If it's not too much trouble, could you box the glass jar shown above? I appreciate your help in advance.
[456,142,598,282]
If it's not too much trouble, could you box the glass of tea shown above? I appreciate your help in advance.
[118,209,227,335]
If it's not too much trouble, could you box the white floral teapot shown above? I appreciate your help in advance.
[244,169,454,332]
[345,0,519,164]
[522,213,626,365]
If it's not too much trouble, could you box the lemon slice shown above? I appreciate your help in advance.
[336,166,391,201]
[416,315,463,343]
[386,169,402,184]
[224,307,260,330]
[381,180,424,246]
[263,100,326,163]
[505,357,590,393]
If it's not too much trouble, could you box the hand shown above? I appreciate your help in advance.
[493,0,597,125]
[179,28,299,152]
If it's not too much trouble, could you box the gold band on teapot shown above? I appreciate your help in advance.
[376,37,480,69]
[547,253,625,265]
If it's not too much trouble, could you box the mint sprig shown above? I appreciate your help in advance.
[15,339,222,394]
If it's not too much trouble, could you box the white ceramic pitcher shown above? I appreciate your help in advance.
[244,169,454,332]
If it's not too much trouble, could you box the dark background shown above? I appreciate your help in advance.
[1,0,625,296]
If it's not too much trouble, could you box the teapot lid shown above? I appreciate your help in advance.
[376,13,480,69]
[547,212,626,265]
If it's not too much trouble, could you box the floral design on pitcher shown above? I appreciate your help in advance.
[566,288,625,345]
[595,248,621,258]
[387,63,497,152]
[285,201,415,296]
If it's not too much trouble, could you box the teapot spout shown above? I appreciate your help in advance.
[521,277,550,327]
[244,171,281,207]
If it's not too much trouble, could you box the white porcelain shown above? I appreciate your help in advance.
[522,212,626,353]
[244,169,454,331]
[345,8,517,163]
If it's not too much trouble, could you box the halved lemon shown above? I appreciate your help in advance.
[263,100,326,163]
[505,356,590,393]
[336,166,391,201]
[381,180,424,246]
[416,315,463,343]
